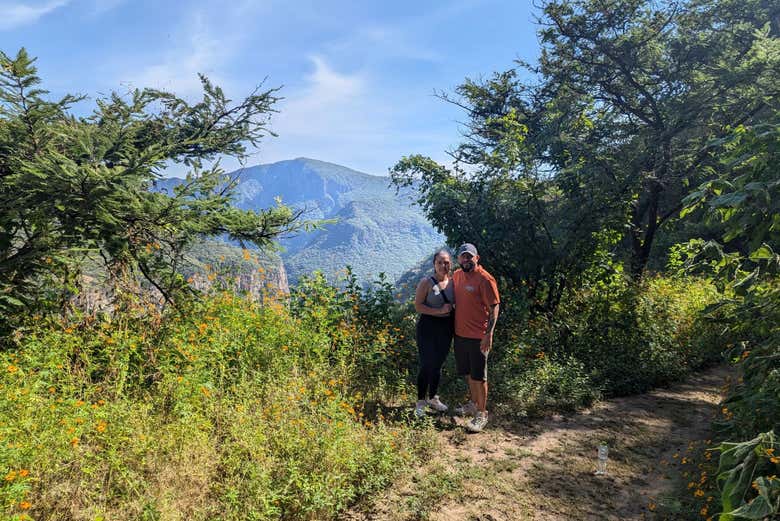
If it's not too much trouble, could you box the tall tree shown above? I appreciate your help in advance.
[0,49,302,330]
[537,0,779,276]
[395,0,779,300]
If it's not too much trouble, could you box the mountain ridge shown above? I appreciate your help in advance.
[158,158,443,285]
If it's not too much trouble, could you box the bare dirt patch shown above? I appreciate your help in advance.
[347,365,731,521]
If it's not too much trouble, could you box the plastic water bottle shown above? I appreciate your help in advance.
[595,444,608,475]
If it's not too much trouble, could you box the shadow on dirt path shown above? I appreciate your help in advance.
[346,365,732,521]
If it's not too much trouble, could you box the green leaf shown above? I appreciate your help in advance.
[749,244,774,261]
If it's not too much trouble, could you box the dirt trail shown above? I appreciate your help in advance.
[348,365,732,521]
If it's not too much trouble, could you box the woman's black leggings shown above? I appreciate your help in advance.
[416,314,453,400]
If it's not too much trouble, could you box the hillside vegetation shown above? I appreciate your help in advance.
[1,0,779,520]
[157,158,444,285]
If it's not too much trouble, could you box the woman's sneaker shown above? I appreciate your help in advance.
[454,401,477,416]
[426,395,448,412]
[414,400,427,418]
[466,411,488,433]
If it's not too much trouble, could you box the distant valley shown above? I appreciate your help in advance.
[157,158,444,286]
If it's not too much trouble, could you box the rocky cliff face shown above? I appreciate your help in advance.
[187,258,289,298]
[68,242,289,315]
[182,240,289,296]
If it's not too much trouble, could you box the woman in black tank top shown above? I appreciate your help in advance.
[412,250,455,417]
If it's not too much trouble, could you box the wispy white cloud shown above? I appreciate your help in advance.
[119,12,227,98]
[257,55,458,175]
[322,0,485,66]
[0,0,69,31]
[86,0,125,17]
[116,2,270,99]
[268,56,386,149]
[340,25,442,63]
[275,55,369,134]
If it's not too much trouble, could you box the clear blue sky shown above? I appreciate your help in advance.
[1,0,541,176]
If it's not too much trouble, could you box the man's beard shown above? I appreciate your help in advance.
[461,261,475,272]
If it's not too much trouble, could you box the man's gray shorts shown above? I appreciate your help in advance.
[454,335,488,381]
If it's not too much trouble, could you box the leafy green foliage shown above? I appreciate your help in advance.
[538,0,778,277]
[0,284,427,520]
[716,432,779,520]
[499,354,598,417]
[0,48,303,336]
[494,274,724,401]
[289,269,416,401]
[391,103,612,315]
[393,0,779,300]
[681,115,780,517]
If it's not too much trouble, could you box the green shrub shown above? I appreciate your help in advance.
[707,280,780,520]
[567,275,723,395]
[498,353,600,417]
[493,274,726,402]
[0,286,428,520]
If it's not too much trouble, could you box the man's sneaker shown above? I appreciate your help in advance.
[426,395,448,412]
[454,401,477,416]
[414,400,427,418]
[466,411,488,433]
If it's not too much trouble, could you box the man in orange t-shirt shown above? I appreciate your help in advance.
[452,243,500,433]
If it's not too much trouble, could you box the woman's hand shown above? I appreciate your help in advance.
[440,303,452,315]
